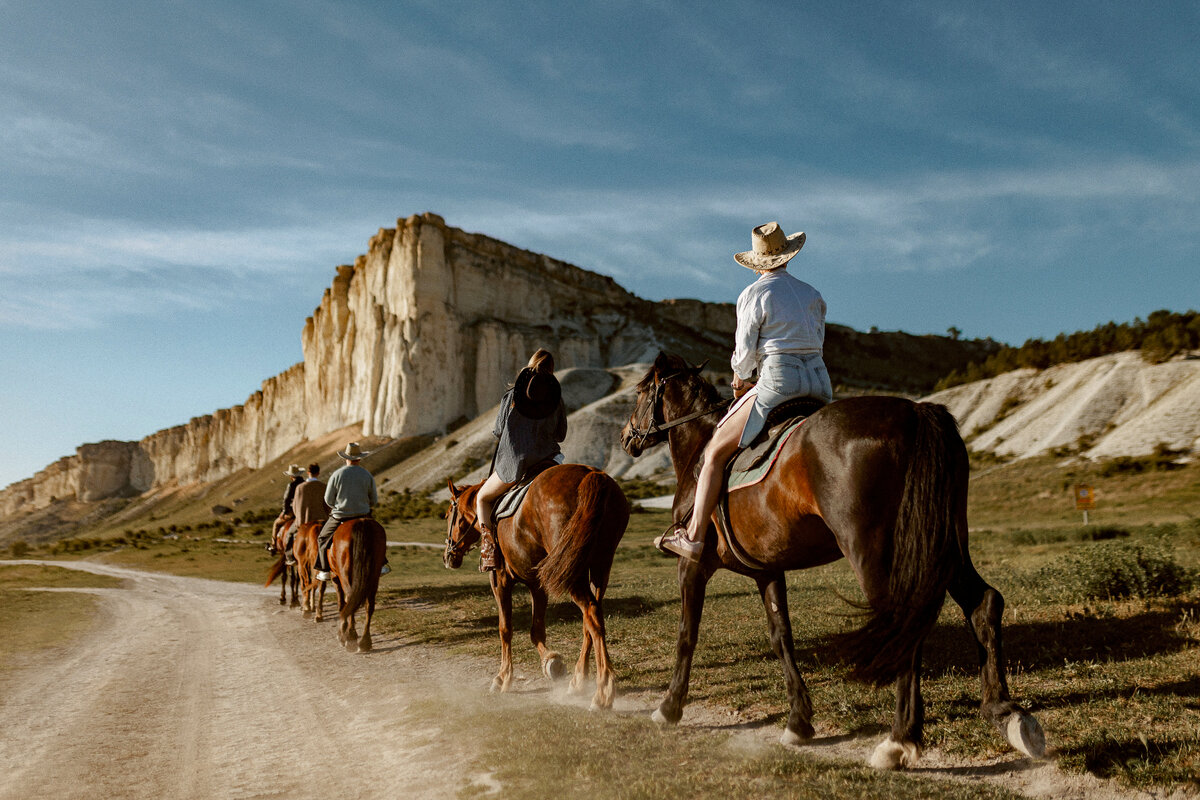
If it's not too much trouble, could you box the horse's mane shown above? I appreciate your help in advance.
[647,352,724,411]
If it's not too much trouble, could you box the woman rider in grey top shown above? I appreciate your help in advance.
[657,222,833,561]
[474,348,568,571]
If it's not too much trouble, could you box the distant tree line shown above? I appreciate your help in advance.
[935,309,1200,391]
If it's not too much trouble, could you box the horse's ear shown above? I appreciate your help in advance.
[690,359,710,375]
[447,478,459,497]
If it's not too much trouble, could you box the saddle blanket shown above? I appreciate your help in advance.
[494,479,536,521]
[727,417,806,492]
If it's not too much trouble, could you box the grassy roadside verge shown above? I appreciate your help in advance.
[0,564,124,674]
[13,504,1200,794]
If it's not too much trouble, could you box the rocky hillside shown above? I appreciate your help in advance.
[2,212,991,525]
[925,350,1200,460]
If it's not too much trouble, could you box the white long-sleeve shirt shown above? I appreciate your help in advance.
[731,269,826,380]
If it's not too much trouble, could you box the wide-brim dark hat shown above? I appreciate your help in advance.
[513,367,562,420]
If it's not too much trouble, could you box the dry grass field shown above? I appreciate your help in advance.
[3,455,1197,797]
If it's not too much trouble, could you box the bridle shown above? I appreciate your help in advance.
[443,501,477,560]
[626,369,731,450]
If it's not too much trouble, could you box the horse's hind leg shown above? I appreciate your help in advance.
[654,559,712,725]
[756,573,815,744]
[871,645,925,769]
[357,592,375,653]
[289,566,301,608]
[950,561,1046,758]
[579,594,614,711]
[569,626,593,695]
[528,585,565,681]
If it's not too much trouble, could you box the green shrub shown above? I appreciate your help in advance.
[1027,540,1196,602]
[8,540,30,558]
[376,488,444,523]
[617,479,674,500]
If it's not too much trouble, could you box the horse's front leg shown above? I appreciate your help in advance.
[871,645,925,769]
[528,585,565,681]
[654,558,712,725]
[757,573,815,744]
[289,565,301,608]
[490,571,515,693]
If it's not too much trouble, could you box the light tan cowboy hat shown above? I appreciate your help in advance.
[337,442,372,461]
[734,221,806,270]
[284,464,306,478]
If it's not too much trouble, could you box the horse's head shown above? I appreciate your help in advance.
[620,352,717,457]
[442,479,481,569]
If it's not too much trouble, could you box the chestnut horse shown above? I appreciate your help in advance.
[620,353,1045,769]
[326,517,388,653]
[443,464,630,710]
[265,521,328,619]
[266,513,299,607]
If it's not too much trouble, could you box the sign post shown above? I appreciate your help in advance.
[1074,484,1095,525]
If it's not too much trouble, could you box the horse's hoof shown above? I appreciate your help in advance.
[780,727,812,747]
[869,736,920,770]
[651,708,676,726]
[567,676,585,696]
[358,637,372,653]
[1005,711,1047,759]
[543,657,567,681]
[344,639,358,653]
[490,678,503,693]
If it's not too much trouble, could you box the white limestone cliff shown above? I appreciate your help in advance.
[1,213,715,516]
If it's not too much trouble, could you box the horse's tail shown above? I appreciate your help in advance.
[265,553,285,587]
[844,402,968,686]
[537,471,628,600]
[340,520,383,624]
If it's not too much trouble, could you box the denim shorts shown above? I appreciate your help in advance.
[727,352,832,447]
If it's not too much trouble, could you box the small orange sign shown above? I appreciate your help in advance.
[1074,484,1095,510]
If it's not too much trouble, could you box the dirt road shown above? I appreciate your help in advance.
[0,562,1171,800]
[0,561,481,800]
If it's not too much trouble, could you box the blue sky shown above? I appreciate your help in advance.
[2,0,1198,490]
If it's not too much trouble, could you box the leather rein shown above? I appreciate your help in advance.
[627,370,732,450]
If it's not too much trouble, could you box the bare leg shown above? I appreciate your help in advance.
[474,472,514,530]
[684,397,754,543]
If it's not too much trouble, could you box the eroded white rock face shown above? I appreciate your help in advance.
[1,214,702,515]
[925,351,1200,460]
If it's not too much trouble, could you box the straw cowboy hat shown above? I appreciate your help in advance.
[337,442,372,461]
[734,221,806,271]
[513,367,562,420]
[284,464,306,478]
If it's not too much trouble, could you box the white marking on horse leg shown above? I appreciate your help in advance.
[780,728,807,747]
[651,708,672,725]
[869,736,920,770]
[1006,711,1047,759]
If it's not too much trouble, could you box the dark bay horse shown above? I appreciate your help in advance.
[443,464,630,710]
[619,353,1044,769]
[326,517,388,653]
